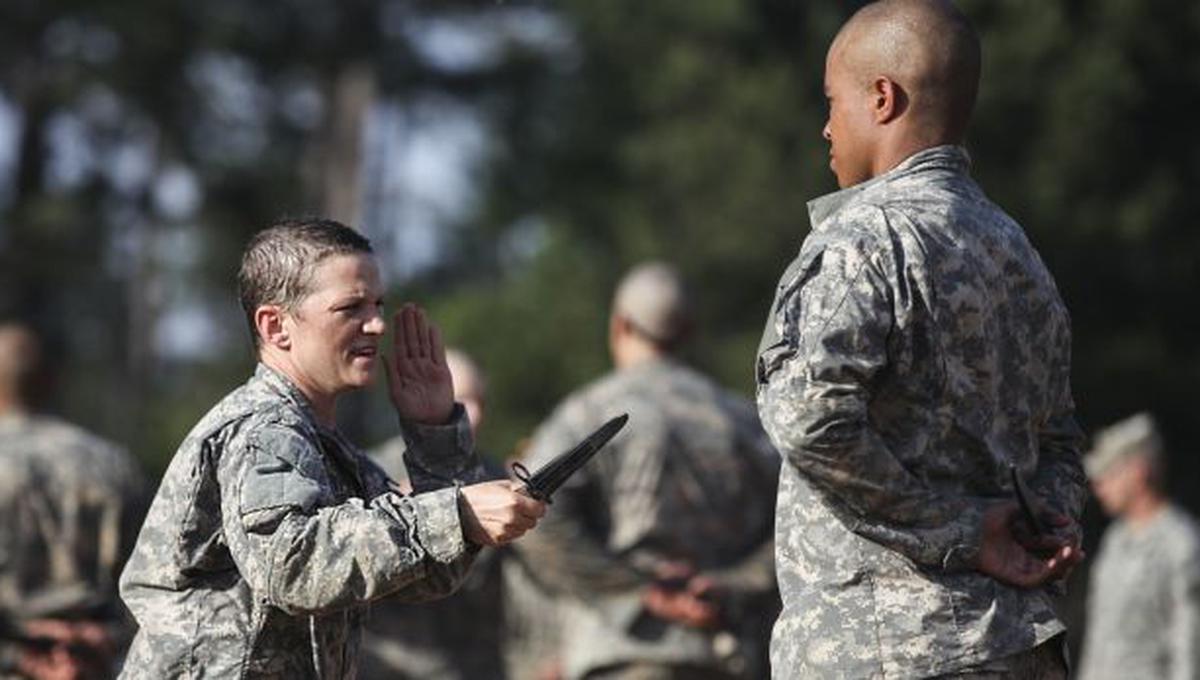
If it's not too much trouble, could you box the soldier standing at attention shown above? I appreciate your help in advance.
[1078,413,1200,680]
[117,218,545,679]
[0,322,147,680]
[519,262,781,680]
[755,1,1086,678]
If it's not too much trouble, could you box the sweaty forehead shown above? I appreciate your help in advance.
[305,252,382,301]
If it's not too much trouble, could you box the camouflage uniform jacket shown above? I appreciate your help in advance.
[358,441,506,680]
[1078,504,1200,680]
[0,413,147,676]
[756,145,1086,679]
[118,364,484,679]
[519,358,781,679]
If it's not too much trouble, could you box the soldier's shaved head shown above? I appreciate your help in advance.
[612,261,692,349]
[832,0,980,142]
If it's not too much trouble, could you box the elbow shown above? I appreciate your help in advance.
[764,396,865,471]
[265,568,350,616]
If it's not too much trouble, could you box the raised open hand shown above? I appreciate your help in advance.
[383,303,454,425]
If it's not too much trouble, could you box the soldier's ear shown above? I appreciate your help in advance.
[255,305,290,350]
[871,75,906,125]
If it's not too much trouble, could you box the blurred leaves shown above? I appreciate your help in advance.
[0,0,1198,501]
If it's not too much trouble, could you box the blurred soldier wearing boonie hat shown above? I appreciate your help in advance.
[1078,412,1200,680]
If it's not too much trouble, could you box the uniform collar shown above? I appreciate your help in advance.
[807,145,971,231]
[253,363,341,437]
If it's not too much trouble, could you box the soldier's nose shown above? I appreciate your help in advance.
[363,314,386,335]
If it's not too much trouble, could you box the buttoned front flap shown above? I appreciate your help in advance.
[239,424,329,532]
[756,247,825,387]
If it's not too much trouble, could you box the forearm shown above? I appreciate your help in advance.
[239,488,474,615]
[399,404,489,492]
[1032,409,1087,522]
[760,376,984,569]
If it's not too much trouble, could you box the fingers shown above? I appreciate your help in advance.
[642,586,720,628]
[391,310,410,378]
[1001,543,1086,588]
[980,502,1082,588]
[687,575,716,598]
[654,560,696,582]
[414,306,430,357]
[393,303,446,366]
[394,303,429,361]
[1046,544,1085,579]
[460,481,547,546]
[513,492,548,520]
[401,304,421,359]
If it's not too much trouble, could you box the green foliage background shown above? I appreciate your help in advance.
[2,0,1199,601]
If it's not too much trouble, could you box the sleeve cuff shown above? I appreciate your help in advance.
[940,503,985,571]
[408,487,469,565]
[400,403,478,479]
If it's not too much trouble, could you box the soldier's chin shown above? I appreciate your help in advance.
[346,358,377,385]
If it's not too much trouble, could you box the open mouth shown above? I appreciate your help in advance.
[349,346,377,359]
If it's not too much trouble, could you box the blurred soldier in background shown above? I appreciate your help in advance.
[0,321,148,680]
[501,437,565,680]
[1078,413,1200,680]
[361,349,509,680]
[519,262,781,680]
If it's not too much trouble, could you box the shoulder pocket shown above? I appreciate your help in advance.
[240,425,327,523]
[756,250,824,386]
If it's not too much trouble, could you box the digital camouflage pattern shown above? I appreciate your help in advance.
[1078,504,1200,680]
[756,146,1086,679]
[0,414,146,620]
[358,440,506,680]
[500,547,564,680]
[518,358,780,680]
[118,364,485,679]
[0,413,147,677]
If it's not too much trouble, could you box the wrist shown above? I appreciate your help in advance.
[395,401,455,426]
[941,502,987,571]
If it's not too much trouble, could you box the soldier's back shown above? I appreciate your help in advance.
[0,413,146,620]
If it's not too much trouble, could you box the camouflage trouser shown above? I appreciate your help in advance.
[933,636,1069,680]
[583,662,742,680]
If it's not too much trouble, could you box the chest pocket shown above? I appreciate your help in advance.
[756,249,824,387]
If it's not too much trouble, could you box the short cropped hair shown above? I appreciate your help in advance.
[237,217,373,347]
[612,261,693,349]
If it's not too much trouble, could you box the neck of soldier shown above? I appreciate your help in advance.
[872,121,960,178]
[1125,487,1167,528]
[612,335,668,371]
[260,351,339,429]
